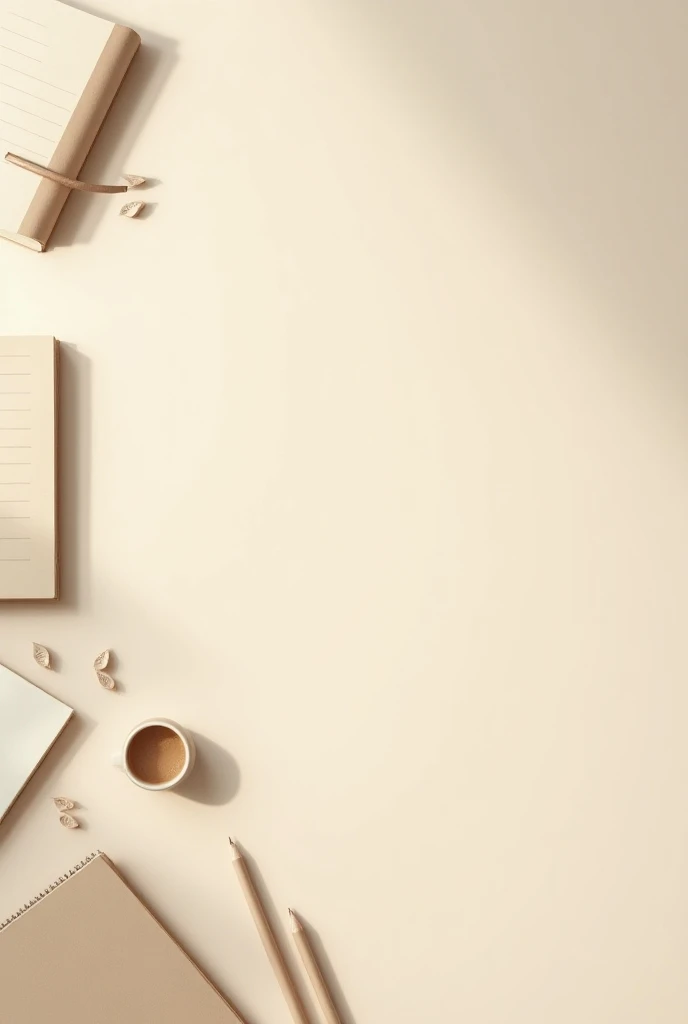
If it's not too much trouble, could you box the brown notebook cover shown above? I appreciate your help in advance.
[0,1,140,252]
[0,853,244,1023]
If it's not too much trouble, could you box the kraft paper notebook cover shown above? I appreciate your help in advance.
[0,661,72,823]
[0,0,140,251]
[0,853,243,1024]
[0,336,58,599]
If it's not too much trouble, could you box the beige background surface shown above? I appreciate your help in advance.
[1,2,687,1022]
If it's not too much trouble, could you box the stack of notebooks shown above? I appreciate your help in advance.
[0,852,245,1023]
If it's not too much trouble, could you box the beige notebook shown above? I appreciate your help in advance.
[0,0,140,251]
[0,336,58,599]
[0,661,72,823]
[0,852,244,1023]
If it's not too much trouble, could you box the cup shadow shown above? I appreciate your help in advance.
[176,733,241,806]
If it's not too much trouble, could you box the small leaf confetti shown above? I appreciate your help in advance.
[122,173,146,189]
[93,650,110,671]
[119,201,145,218]
[97,671,116,691]
[59,813,79,829]
[53,797,74,811]
[32,643,51,669]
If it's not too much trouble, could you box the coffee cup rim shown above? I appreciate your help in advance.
[123,718,191,791]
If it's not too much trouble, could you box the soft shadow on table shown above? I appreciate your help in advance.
[51,24,178,249]
[238,846,320,1023]
[176,734,241,806]
[296,912,358,1024]
[0,710,95,847]
[58,345,92,611]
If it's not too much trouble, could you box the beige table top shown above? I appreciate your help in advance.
[1,2,687,1022]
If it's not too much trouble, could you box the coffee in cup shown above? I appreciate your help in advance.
[112,719,195,791]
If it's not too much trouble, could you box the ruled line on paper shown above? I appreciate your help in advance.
[1,27,48,46]
[0,135,47,157]
[0,557,30,561]
[0,116,55,141]
[8,13,44,27]
[0,100,62,126]
[0,62,75,94]
[0,516,29,518]
[0,44,41,62]
[0,81,70,111]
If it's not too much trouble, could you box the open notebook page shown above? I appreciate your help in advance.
[0,337,57,599]
[0,0,113,233]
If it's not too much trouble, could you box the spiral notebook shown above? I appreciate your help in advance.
[0,0,140,251]
[0,852,245,1023]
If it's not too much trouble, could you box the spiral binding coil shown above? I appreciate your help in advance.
[0,851,103,932]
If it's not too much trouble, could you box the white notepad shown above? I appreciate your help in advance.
[0,661,72,823]
[0,0,139,250]
[0,336,57,599]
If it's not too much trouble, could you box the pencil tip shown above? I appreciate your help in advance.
[228,836,235,846]
[289,908,302,931]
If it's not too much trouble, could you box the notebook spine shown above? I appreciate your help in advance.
[0,850,102,932]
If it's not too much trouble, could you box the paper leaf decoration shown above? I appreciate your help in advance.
[97,671,116,691]
[123,173,146,189]
[93,650,110,671]
[59,813,79,829]
[32,643,51,669]
[119,201,145,218]
[53,797,74,811]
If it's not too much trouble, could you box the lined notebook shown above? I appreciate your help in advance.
[0,0,140,251]
[0,661,72,823]
[0,336,58,599]
[0,853,244,1023]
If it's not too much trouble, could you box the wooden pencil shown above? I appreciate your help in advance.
[229,838,311,1024]
[289,909,343,1024]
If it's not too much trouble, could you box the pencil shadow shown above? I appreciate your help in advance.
[0,709,95,847]
[176,734,241,806]
[296,913,358,1024]
[238,845,319,1024]
[50,23,178,249]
